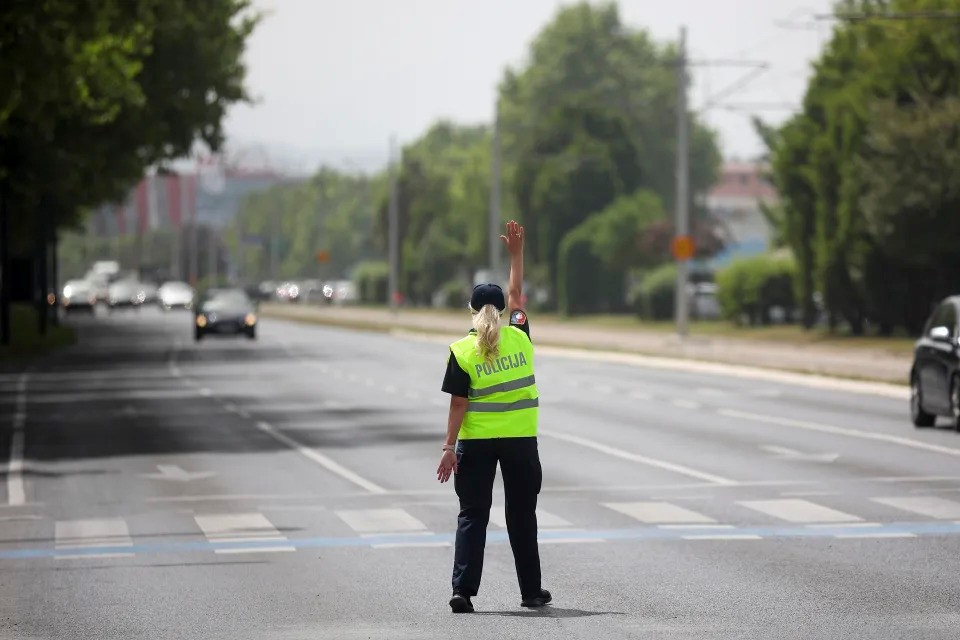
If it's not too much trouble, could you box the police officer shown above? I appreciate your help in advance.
[437,220,551,614]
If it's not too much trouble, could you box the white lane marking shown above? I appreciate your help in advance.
[55,518,133,557]
[255,421,386,494]
[538,537,607,545]
[780,491,840,497]
[683,534,763,540]
[629,390,651,400]
[592,385,614,394]
[223,402,237,412]
[658,524,735,530]
[542,431,737,486]
[146,493,316,504]
[671,399,701,410]
[871,496,960,520]
[371,541,451,549]
[199,388,212,397]
[336,509,427,534]
[695,387,725,397]
[0,514,42,522]
[719,409,960,459]
[6,373,29,506]
[738,499,862,523]
[385,385,398,394]
[323,400,346,409]
[168,341,182,378]
[488,506,571,529]
[835,532,917,539]
[26,389,200,403]
[806,522,881,529]
[194,513,295,554]
[603,501,716,524]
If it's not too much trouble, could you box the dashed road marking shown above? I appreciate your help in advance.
[738,499,862,524]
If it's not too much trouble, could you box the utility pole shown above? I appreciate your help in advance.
[171,174,183,281]
[489,111,502,283]
[208,230,217,284]
[188,174,198,287]
[387,135,400,313]
[674,26,691,339]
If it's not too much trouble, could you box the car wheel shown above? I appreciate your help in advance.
[911,374,936,428]
[951,375,960,431]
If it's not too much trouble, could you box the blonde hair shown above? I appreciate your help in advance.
[472,303,501,362]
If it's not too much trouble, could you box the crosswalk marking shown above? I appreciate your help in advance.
[488,505,571,529]
[55,518,133,558]
[738,499,862,523]
[603,501,716,524]
[193,513,295,554]
[336,509,428,535]
[871,496,960,520]
[683,534,762,541]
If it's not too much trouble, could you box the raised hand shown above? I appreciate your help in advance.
[499,220,524,257]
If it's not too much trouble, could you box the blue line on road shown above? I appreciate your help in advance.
[2,521,957,561]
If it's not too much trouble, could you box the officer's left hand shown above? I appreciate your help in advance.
[437,450,457,483]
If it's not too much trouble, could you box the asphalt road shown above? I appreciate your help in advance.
[1,307,959,640]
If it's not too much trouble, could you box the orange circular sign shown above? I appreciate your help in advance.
[671,235,695,261]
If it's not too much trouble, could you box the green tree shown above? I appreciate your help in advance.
[499,2,721,306]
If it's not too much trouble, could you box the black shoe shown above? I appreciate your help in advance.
[520,589,552,608]
[449,592,474,613]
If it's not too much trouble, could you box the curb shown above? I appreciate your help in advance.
[261,307,910,400]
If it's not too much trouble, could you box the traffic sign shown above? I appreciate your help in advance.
[315,250,330,264]
[671,235,695,261]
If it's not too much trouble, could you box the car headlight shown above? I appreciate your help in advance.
[244,313,257,326]
[196,315,208,328]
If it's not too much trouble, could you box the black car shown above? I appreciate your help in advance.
[194,288,257,341]
[911,296,960,429]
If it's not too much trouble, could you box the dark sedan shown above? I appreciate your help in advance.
[910,296,960,429]
[194,288,257,341]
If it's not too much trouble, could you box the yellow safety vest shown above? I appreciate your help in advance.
[449,326,539,439]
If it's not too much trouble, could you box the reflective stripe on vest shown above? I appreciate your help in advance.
[450,326,538,439]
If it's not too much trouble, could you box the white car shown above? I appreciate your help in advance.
[61,280,97,313]
[158,281,195,311]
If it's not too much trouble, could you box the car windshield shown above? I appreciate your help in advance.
[201,290,250,310]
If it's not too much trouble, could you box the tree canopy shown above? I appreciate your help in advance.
[763,0,960,334]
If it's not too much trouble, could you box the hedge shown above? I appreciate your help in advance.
[629,263,677,320]
[716,254,796,325]
[352,260,389,304]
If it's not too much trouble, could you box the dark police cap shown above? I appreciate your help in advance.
[470,283,505,312]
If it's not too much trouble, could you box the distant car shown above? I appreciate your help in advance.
[910,297,960,429]
[158,281,195,311]
[61,280,97,313]
[139,282,159,305]
[194,288,257,341]
[108,280,145,310]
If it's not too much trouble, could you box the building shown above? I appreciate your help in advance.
[705,161,779,267]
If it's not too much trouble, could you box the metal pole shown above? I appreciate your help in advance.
[208,229,217,284]
[172,173,185,281]
[674,26,691,339]
[387,135,399,312]
[489,112,502,283]
[188,174,198,286]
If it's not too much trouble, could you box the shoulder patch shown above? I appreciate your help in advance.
[510,310,527,325]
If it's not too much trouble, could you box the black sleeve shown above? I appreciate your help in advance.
[509,309,531,341]
[441,349,471,398]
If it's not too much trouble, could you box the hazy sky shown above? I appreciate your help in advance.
[223,0,836,173]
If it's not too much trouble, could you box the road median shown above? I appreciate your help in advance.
[260,303,911,390]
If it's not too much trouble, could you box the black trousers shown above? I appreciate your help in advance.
[451,437,542,599]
